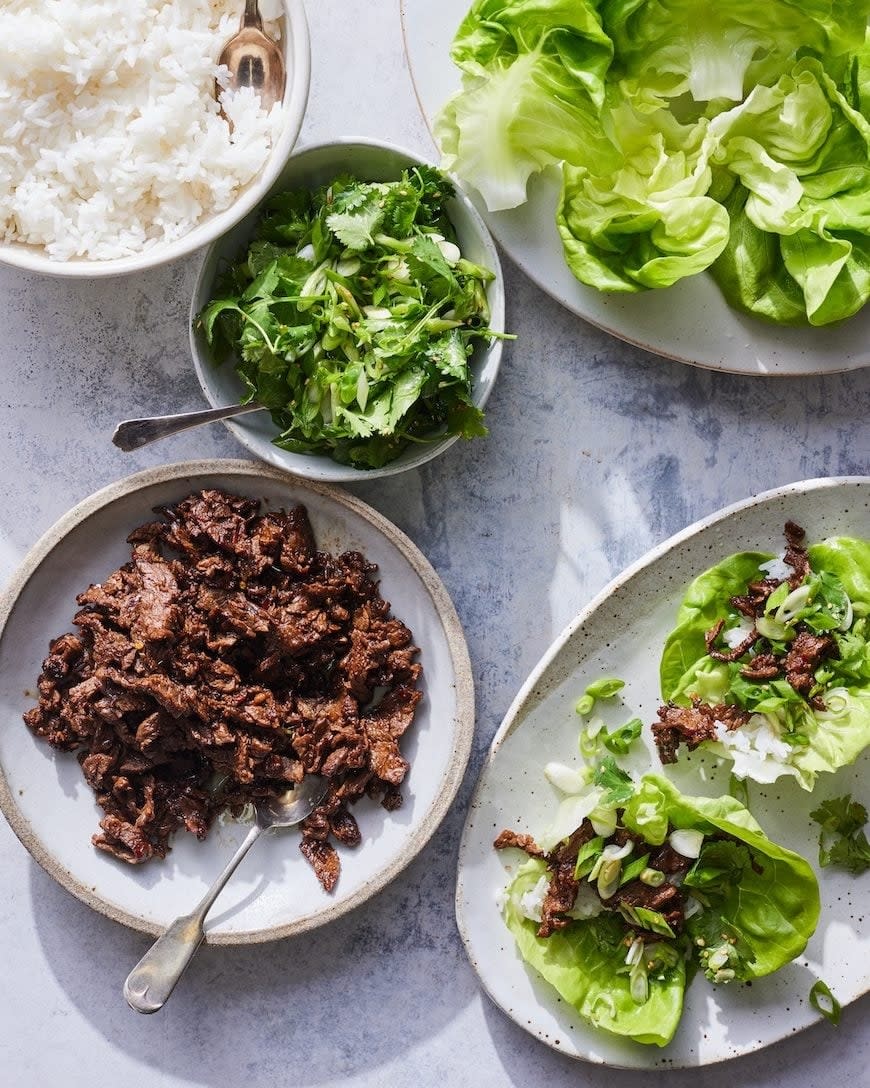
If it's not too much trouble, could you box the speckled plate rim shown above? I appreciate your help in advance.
[0,459,475,944]
[455,474,868,1068]
[399,0,870,378]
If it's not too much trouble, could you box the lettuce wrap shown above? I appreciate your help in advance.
[499,770,819,1047]
[657,529,870,789]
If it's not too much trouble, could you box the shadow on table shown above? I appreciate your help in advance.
[480,986,870,1088]
[29,809,478,1087]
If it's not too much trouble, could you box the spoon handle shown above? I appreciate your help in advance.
[243,0,263,28]
[112,402,265,451]
[123,823,263,1014]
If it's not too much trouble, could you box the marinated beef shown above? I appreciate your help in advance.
[652,521,840,765]
[652,700,750,765]
[23,489,422,889]
[495,815,698,941]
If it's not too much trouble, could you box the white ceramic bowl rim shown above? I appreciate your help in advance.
[0,0,311,279]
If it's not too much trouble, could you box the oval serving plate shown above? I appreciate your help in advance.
[0,460,474,943]
[456,476,869,1067]
[399,0,870,377]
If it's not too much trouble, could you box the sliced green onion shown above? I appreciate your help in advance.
[619,853,651,886]
[597,858,622,899]
[630,906,676,938]
[629,959,649,1004]
[602,840,634,862]
[579,720,604,759]
[755,614,793,641]
[602,717,643,756]
[639,867,665,887]
[809,980,842,1026]
[589,805,617,838]
[668,828,704,859]
[574,836,604,879]
[575,678,625,717]
[625,936,645,967]
[544,761,591,794]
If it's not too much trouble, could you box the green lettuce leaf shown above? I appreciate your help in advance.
[439,0,870,321]
[659,551,772,700]
[709,54,870,325]
[500,773,819,1045]
[436,0,613,211]
[622,776,820,977]
[659,536,870,788]
[502,857,686,1046]
[556,94,730,291]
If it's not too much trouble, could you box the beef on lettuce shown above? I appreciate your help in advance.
[496,768,819,1047]
[655,524,870,789]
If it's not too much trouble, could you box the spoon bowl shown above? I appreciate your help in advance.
[218,1,286,112]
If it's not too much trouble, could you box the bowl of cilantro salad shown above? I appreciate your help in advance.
[190,139,506,480]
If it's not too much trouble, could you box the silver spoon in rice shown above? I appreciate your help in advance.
[123,774,327,1014]
[217,1,286,114]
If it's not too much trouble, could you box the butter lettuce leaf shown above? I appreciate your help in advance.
[659,551,772,701]
[439,0,870,321]
[709,54,870,326]
[658,536,870,788]
[501,773,818,1046]
[502,857,686,1047]
[622,776,820,977]
[436,0,612,211]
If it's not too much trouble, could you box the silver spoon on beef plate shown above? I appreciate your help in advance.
[124,774,327,1014]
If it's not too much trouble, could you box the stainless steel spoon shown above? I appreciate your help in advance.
[124,775,327,1014]
[217,1,286,112]
[112,402,266,451]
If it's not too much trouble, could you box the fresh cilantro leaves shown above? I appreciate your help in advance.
[810,794,870,874]
[197,167,502,469]
[592,756,635,806]
[684,840,753,895]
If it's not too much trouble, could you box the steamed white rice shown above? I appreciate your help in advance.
[0,0,285,261]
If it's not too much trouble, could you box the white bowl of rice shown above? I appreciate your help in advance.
[0,0,310,277]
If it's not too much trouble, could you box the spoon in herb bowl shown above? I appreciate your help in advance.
[124,774,327,1014]
[112,402,266,451]
[217,1,286,113]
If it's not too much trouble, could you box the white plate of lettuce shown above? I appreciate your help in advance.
[455,476,869,1067]
[400,0,870,376]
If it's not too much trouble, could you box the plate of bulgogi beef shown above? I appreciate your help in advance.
[456,477,870,1068]
[0,459,473,942]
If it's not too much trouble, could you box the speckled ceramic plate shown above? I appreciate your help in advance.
[0,460,474,943]
[456,477,870,1067]
[399,0,870,377]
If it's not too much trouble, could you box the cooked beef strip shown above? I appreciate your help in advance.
[656,522,841,764]
[23,489,422,890]
[493,830,545,857]
[495,816,699,941]
[783,630,836,699]
[652,700,750,764]
[705,618,759,663]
